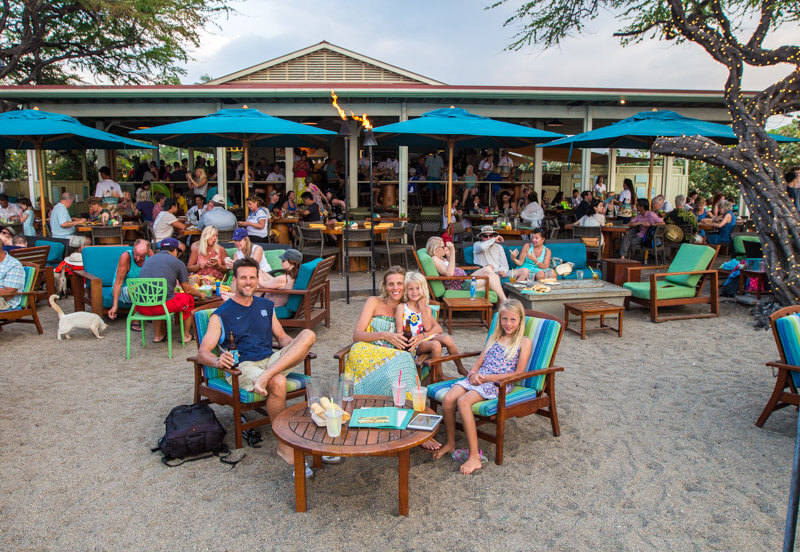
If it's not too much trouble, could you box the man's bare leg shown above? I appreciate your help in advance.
[252,329,315,395]
[259,373,294,465]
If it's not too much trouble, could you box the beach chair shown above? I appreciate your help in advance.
[0,262,43,335]
[622,243,719,323]
[426,310,565,465]
[412,247,496,302]
[9,245,54,301]
[756,305,800,428]
[188,303,314,449]
[268,256,334,330]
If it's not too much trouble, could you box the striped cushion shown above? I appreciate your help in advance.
[207,372,309,403]
[427,380,539,416]
[16,266,36,309]
[776,314,800,389]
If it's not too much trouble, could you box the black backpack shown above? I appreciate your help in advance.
[152,404,237,466]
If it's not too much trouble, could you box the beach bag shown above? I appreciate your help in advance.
[152,404,238,467]
[641,226,659,248]
[580,237,600,247]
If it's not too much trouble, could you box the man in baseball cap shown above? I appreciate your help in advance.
[136,236,206,344]
[199,193,237,232]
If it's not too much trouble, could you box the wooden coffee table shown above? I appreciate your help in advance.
[563,300,624,339]
[441,296,493,332]
[271,395,438,516]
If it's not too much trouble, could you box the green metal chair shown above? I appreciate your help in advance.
[125,277,185,359]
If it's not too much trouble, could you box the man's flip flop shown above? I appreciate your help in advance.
[152,337,167,343]
[451,448,487,464]
[291,463,314,479]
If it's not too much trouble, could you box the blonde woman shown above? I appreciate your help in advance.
[426,235,507,303]
[226,228,271,275]
[187,225,228,283]
[395,271,466,377]
[187,167,209,198]
[434,299,532,474]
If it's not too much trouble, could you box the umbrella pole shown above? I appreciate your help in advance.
[243,138,250,216]
[447,138,454,228]
[647,151,654,206]
[343,135,351,303]
[36,145,48,236]
[369,145,376,296]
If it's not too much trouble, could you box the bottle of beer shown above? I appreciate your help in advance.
[227,331,239,368]
[403,319,413,349]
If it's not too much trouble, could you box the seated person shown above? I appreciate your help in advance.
[0,241,25,311]
[257,248,301,307]
[574,190,595,220]
[86,197,113,224]
[511,227,556,281]
[185,195,207,225]
[520,191,544,228]
[472,226,529,284]
[196,257,316,468]
[664,195,698,233]
[427,235,508,303]
[0,194,20,220]
[576,200,606,227]
[225,228,271,282]
[107,239,153,321]
[619,198,665,258]
[702,199,736,245]
[153,198,187,251]
[297,191,321,222]
[49,192,88,249]
[116,191,139,218]
[198,194,237,232]
[136,238,206,343]
[187,226,229,285]
[239,196,271,243]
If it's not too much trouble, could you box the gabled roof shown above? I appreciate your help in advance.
[206,41,445,86]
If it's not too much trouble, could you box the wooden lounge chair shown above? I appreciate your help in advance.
[622,243,719,323]
[756,305,800,428]
[267,255,335,330]
[9,245,54,301]
[0,262,43,334]
[188,302,314,449]
[426,310,565,465]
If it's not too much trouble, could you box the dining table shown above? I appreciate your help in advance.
[271,217,299,245]
[322,225,390,272]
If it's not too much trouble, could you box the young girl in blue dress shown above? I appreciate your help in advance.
[433,299,532,474]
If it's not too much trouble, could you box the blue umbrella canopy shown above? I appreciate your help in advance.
[539,110,797,149]
[131,107,336,148]
[0,109,155,150]
[373,107,564,148]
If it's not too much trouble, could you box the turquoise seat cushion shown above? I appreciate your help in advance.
[274,305,291,319]
[548,242,589,270]
[428,381,539,416]
[82,245,132,287]
[12,266,36,309]
[279,257,322,316]
[35,239,65,266]
[664,244,715,287]
[263,249,285,271]
[776,314,800,388]
[623,280,697,300]
[206,373,308,404]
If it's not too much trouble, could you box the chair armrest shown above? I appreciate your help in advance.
[187,356,242,377]
[333,342,354,359]
[427,350,482,367]
[650,269,717,279]
[460,265,481,272]
[71,269,103,313]
[491,366,564,387]
[766,361,800,372]
[258,288,310,296]
[626,264,670,282]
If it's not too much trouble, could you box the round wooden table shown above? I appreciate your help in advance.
[271,217,299,245]
[271,395,438,516]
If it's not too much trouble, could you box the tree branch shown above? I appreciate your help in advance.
[651,135,742,174]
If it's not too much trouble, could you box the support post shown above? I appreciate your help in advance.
[581,106,593,190]
[285,148,294,197]
[534,122,544,199]
[216,147,228,204]
[608,148,617,194]
[398,102,409,218]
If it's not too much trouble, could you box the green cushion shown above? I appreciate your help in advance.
[623,280,698,300]
[263,249,284,271]
[416,249,445,298]
[733,235,760,259]
[664,244,715,287]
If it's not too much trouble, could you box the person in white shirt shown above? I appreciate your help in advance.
[472,226,530,283]
[520,191,544,228]
[153,198,187,251]
[185,195,207,225]
[593,176,607,198]
[0,194,20,220]
[265,164,285,182]
[497,150,514,169]
[94,166,122,198]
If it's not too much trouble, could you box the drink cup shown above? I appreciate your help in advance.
[324,409,343,437]
[306,377,320,407]
[412,387,427,412]
[509,274,516,283]
[577,272,584,280]
[340,374,355,402]
[391,382,406,407]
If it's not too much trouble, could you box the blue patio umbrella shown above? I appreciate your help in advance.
[539,110,798,200]
[373,107,564,224]
[0,109,156,234]
[132,108,336,205]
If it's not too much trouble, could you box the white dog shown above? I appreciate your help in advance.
[49,294,107,340]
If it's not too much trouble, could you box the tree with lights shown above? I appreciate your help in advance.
[493,0,800,305]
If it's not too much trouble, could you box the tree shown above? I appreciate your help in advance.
[493,0,800,305]
[0,0,233,85]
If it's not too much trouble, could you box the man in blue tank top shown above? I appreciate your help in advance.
[197,257,315,466]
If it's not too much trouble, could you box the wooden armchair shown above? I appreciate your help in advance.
[9,245,54,301]
[622,243,719,323]
[0,262,43,334]
[426,310,565,465]
[756,305,800,428]
[188,302,315,449]
[71,245,132,315]
[266,255,334,330]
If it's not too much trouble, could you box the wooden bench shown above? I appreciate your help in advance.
[563,300,624,340]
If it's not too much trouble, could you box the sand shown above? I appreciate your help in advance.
[0,295,794,550]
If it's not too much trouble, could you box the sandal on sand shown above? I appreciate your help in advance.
[291,462,314,479]
[451,449,487,464]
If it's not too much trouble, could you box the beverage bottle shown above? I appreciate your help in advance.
[215,281,221,296]
[403,319,413,349]
[227,331,240,368]
[470,276,477,300]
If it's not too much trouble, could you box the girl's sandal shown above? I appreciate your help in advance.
[451,448,487,464]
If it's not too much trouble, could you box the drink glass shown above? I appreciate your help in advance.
[411,387,427,412]
[509,274,516,284]
[340,374,355,402]
[306,377,320,407]
[324,409,343,438]
[391,382,406,407]
[577,272,584,280]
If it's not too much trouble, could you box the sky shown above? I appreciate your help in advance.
[180,0,798,127]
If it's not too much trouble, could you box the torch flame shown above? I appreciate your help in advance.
[330,90,347,120]
[350,111,372,130]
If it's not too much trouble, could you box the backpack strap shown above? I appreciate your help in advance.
[152,444,245,468]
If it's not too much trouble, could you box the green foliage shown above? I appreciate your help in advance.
[774,119,800,171]
[0,0,235,85]
[687,159,739,200]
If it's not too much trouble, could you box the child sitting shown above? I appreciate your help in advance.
[433,299,533,474]
[395,271,466,379]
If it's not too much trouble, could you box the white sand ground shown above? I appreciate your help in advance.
[0,295,794,550]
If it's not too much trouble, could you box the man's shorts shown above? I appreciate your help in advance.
[426,177,441,191]
[229,349,287,393]
[134,292,195,320]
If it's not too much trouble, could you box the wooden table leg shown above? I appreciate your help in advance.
[580,313,586,340]
[312,454,323,469]
[293,448,307,513]
[398,449,409,516]
[618,309,623,337]
[563,305,570,334]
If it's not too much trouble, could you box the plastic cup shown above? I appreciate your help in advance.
[411,387,427,412]
[305,377,320,407]
[391,382,406,407]
[340,374,355,402]
[577,272,584,280]
[324,409,343,437]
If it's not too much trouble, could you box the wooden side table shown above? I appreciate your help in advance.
[602,258,642,287]
[441,296,493,333]
[563,300,624,340]
[739,269,770,299]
